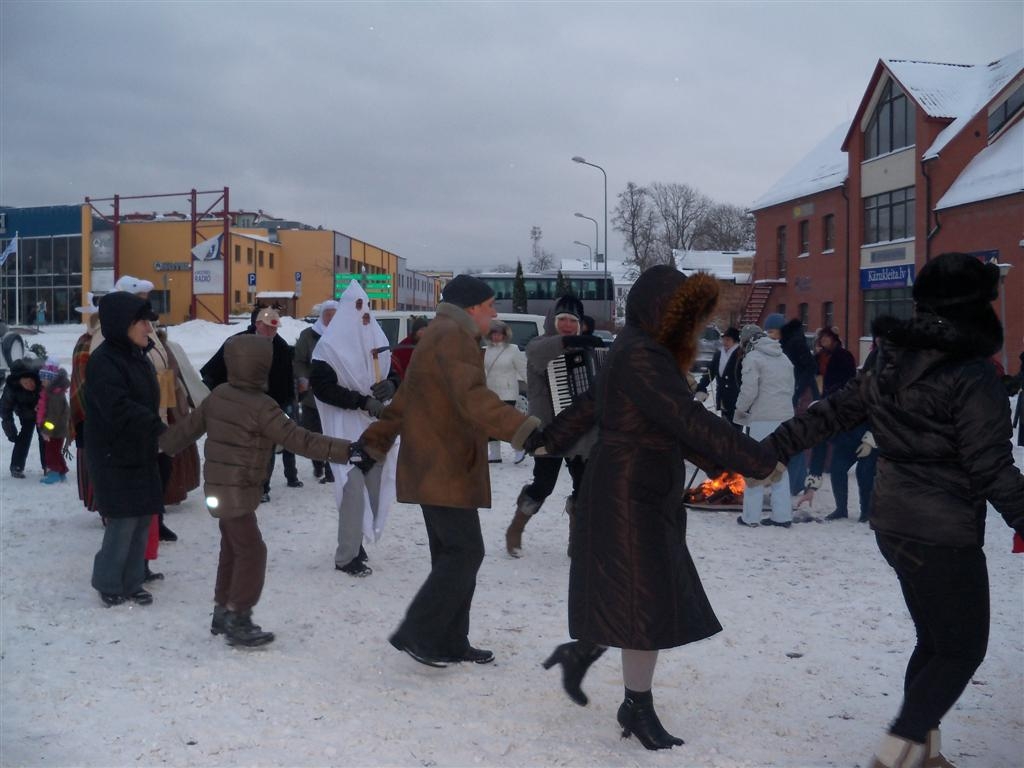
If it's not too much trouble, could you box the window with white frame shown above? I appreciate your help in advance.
[865,80,915,159]
[864,186,915,245]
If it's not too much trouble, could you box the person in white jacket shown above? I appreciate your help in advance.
[733,324,795,527]
[483,319,528,463]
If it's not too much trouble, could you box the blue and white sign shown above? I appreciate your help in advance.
[294,271,302,282]
[247,272,256,287]
[191,234,224,296]
[860,263,915,290]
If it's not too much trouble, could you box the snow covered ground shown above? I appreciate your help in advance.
[2,320,1022,768]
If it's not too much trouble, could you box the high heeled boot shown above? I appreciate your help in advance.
[506,489,541,557]
[616,688,684,750]
[541,640,606,706]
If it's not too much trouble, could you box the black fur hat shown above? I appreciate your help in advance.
[913,252,1000,312]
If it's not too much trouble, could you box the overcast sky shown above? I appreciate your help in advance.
[2,1,1021,272]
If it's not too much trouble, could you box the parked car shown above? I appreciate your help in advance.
[693,325,722,371]
[373,311,545,351]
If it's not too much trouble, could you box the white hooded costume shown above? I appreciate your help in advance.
[312,281,398,546]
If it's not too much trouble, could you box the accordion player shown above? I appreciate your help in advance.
[546,347,608,415]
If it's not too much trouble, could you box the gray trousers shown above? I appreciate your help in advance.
[335,463,382,567]
[91,515,150,596]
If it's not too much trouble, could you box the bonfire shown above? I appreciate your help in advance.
[684,471,746,507]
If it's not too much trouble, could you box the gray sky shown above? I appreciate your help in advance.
[2,1,1021,271]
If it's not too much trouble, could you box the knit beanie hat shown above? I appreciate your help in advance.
[764,313,786,332]
[38,358,60,383]
[441,275,495,308]
[553,294,585,321]
[739,324,764,351]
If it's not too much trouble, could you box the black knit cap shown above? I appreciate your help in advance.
[441,274,495,308]
[554,294,585,320]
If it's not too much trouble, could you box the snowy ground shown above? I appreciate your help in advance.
[1,321,1022,768]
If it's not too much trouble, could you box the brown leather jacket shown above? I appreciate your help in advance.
[160,335,350,518]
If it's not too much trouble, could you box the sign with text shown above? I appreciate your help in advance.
[191,234,224,296]
[860,263,915,290]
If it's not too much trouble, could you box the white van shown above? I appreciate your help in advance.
[373,311,545,350]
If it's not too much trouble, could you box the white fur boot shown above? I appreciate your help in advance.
[923,729,955,767]
[869,733,926,768]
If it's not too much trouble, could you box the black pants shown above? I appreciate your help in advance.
[9,418,44,473]
[875,532,989,742]
[523,455,587,504]
[393,505,485,658]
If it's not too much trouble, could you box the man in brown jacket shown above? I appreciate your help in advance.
[359,274,541,667]
[161,335,355,647]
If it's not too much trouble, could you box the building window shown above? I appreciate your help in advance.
[776,225,787,277]
[234,244,241,263]
[776,303,786,317]
[798,302,809,329]
[863,287,914,335]
[798,220,810,256]
[864,186,915,245]
[258,250,265,267]
[823,214,836,252]
[234,290,241,304]
[247,248,253,265]
[269,252,274,270]
[865,80,915,159]
[988,83,1024,136]
[822,301,834,330]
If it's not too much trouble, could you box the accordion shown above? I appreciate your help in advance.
[547,347,608,415]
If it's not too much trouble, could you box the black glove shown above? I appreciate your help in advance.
[2,422,16,443]
[370,379,396,401]
[347,441,376,473]
[362,396,386,418]
[562,335,603,349]
[522,428,547,455]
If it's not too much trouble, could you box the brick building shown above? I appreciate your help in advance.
[750,49,1022,368]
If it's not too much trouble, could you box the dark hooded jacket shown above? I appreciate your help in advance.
[545,265,778,650]
[84,292,166,519]
[200,312,295,410]
[779,318,819,405]
[160,335,352,519]
[769,311,1024,547]
[1,359,42,437]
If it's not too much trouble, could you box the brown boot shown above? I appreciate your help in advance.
[506,489,540,557]
[923,730,955,768]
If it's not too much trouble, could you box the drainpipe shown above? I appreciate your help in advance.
[921,158,940,262]
[841,180,851,343]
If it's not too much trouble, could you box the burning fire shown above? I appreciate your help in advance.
[685,471,746,505]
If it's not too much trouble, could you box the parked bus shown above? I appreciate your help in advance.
[476,270,615,324]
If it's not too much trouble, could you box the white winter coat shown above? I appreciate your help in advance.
[734,337,795,423]
[484,342,527,402]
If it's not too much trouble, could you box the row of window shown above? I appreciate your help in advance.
[775,214,837,276]
[773,287,913,341]
[988,83,1024,138]
[233,244,275,270]
[0,235,84,275]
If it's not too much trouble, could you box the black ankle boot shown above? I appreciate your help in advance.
[616,689,684,750]
[542,640,607,706]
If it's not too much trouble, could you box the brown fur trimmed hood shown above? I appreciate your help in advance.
[625,265,719,370]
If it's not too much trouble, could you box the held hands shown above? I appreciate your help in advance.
[347,441,376,473]
[522,428,548,457]
[363,396,386,418]
[855,430,877,458]
[370,380,396,401]
[693,391,709,403]
[733,410,752,427]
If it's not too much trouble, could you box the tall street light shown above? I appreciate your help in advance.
[573,212,599,271]
[572,240,593,268]
[572,156,609,323]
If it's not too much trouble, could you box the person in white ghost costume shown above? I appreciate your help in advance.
[309,281,400,576]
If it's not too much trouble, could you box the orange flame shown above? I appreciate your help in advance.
[694,471,745,499]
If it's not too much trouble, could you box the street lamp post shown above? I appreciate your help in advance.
[573,212,599,271]
[998,262,1012,372]
[572,240,593,267]
[572,156,609,324]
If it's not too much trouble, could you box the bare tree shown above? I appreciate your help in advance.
[691,203,754,251]
[650,182,711,255]
[612,182,661,273]
[529,225,554,271]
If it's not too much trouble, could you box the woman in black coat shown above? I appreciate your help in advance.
[87,292,167,607]
[767,253,1024,767]
[538,266,779,750]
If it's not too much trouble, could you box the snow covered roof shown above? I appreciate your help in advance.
[255,291,296,299]
[935,117,1024,210]
[903,49,1024,160]
[673,249,754,281]
[749,122,848,211]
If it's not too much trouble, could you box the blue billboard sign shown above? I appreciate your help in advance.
[860,264,915,290]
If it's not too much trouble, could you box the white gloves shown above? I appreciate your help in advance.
[803,473,822,491]
[856,431,877,458]
[733,410,751,426]
[694,391,709,403]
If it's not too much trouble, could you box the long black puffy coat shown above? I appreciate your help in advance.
[547,266,778,650]
[85,293,166,520]
[770,313,1024,547]
[0,359,41,433]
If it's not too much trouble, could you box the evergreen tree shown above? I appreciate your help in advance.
[555,270,572,298]
[512,261,528,313]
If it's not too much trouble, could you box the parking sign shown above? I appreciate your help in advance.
[247,272,256,287]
